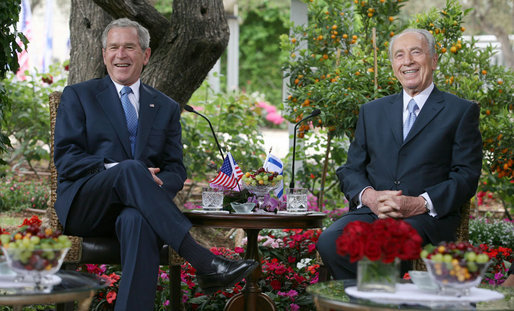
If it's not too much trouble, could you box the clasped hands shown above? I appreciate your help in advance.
[362,188,426,219]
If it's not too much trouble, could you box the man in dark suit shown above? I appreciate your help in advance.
[54,18,257,310]
[316,28,482,279]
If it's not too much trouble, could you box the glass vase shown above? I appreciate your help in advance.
[357,257,399,293]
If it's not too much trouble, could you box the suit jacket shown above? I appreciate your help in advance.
[337,86,482,242]
[54,76,187,228]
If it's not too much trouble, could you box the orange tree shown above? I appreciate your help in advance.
[281,0,513,214]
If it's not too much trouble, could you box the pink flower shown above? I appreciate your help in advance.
[290,303,300,311]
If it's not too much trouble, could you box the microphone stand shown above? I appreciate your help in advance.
[184,105,225,162]
[289,109,321,190]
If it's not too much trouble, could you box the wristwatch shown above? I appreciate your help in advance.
[422,197,429,213]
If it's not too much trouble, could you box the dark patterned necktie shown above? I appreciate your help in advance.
[120,86,138,155]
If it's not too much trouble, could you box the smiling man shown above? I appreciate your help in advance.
[316,28,482,280]
[54,18,257,310]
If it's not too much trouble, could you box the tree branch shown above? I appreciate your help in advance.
[93,0,170,51]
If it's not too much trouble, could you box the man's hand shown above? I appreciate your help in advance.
[376,191,427,219]
[362,188,402,216]
[148,167,163,186]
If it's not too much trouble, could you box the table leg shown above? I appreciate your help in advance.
[77,290,95,311]
[224,229,276,311]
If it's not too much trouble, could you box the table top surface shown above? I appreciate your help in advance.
[184,210,326,229]
[308,280,514,311]
[0,270,106,299]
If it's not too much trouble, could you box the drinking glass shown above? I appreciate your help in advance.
[202,187,224,211]
[286,188,308,212]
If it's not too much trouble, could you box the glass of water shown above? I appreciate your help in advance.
[286,188,308,213]
[202,187,224,211]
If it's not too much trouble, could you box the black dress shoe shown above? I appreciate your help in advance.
[196,257,258,294]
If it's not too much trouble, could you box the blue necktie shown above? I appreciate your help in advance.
[403,99,418,140]
[120,86,138,156]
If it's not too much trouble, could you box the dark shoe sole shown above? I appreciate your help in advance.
[201,261,258,295]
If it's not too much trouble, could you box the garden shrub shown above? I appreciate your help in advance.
[0,172,49,212]
[469,216,514,248]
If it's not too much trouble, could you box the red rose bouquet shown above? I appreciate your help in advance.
[336,218,422,263]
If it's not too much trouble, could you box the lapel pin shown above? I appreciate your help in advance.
[149,104,155,108]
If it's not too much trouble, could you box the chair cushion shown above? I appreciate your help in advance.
[80,237,171,265]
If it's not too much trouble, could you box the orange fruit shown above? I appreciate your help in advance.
[481,70,487,75]
[450,46,457,53]
[389,16,394,22]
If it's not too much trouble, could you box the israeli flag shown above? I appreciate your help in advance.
[263,153,284,198]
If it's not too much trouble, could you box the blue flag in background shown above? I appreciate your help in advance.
[263,153,284,198]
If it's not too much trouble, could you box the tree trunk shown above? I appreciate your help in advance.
[68,0,111,84]
[69,0,229,105]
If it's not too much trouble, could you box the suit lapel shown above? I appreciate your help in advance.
[386,92,404,146]
[135,84,159,158]
[96,76,132,157]
[403,86,445,144]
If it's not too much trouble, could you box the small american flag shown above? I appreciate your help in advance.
[209,152,243,189]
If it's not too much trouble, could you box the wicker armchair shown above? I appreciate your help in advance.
[413,200,471,271]
[46,91,184,311]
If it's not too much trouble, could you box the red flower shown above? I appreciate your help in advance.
[270,279,282,290]
[106,290,117,304]
[275,265,287,275]
[336,219,422,263]
[307,243,316,253]
[20,215,42,227]
[234,247,244,253]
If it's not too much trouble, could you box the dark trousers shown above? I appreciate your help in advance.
[316,207,428,280]
[65,160,191,311]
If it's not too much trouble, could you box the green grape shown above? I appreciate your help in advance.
[443,254,453,263]
[467,261,478,272]
[465,251,476,262]
[420,249,428,259]
[476,253,489,264]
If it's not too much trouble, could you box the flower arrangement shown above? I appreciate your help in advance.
[336,218,423,263]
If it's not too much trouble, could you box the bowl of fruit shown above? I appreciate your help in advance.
[0,223,71,288]
[241,167,283,207]
[421,241,490,296]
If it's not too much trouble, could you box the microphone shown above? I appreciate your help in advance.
[289,109,321,190]
[184,105,225,161]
